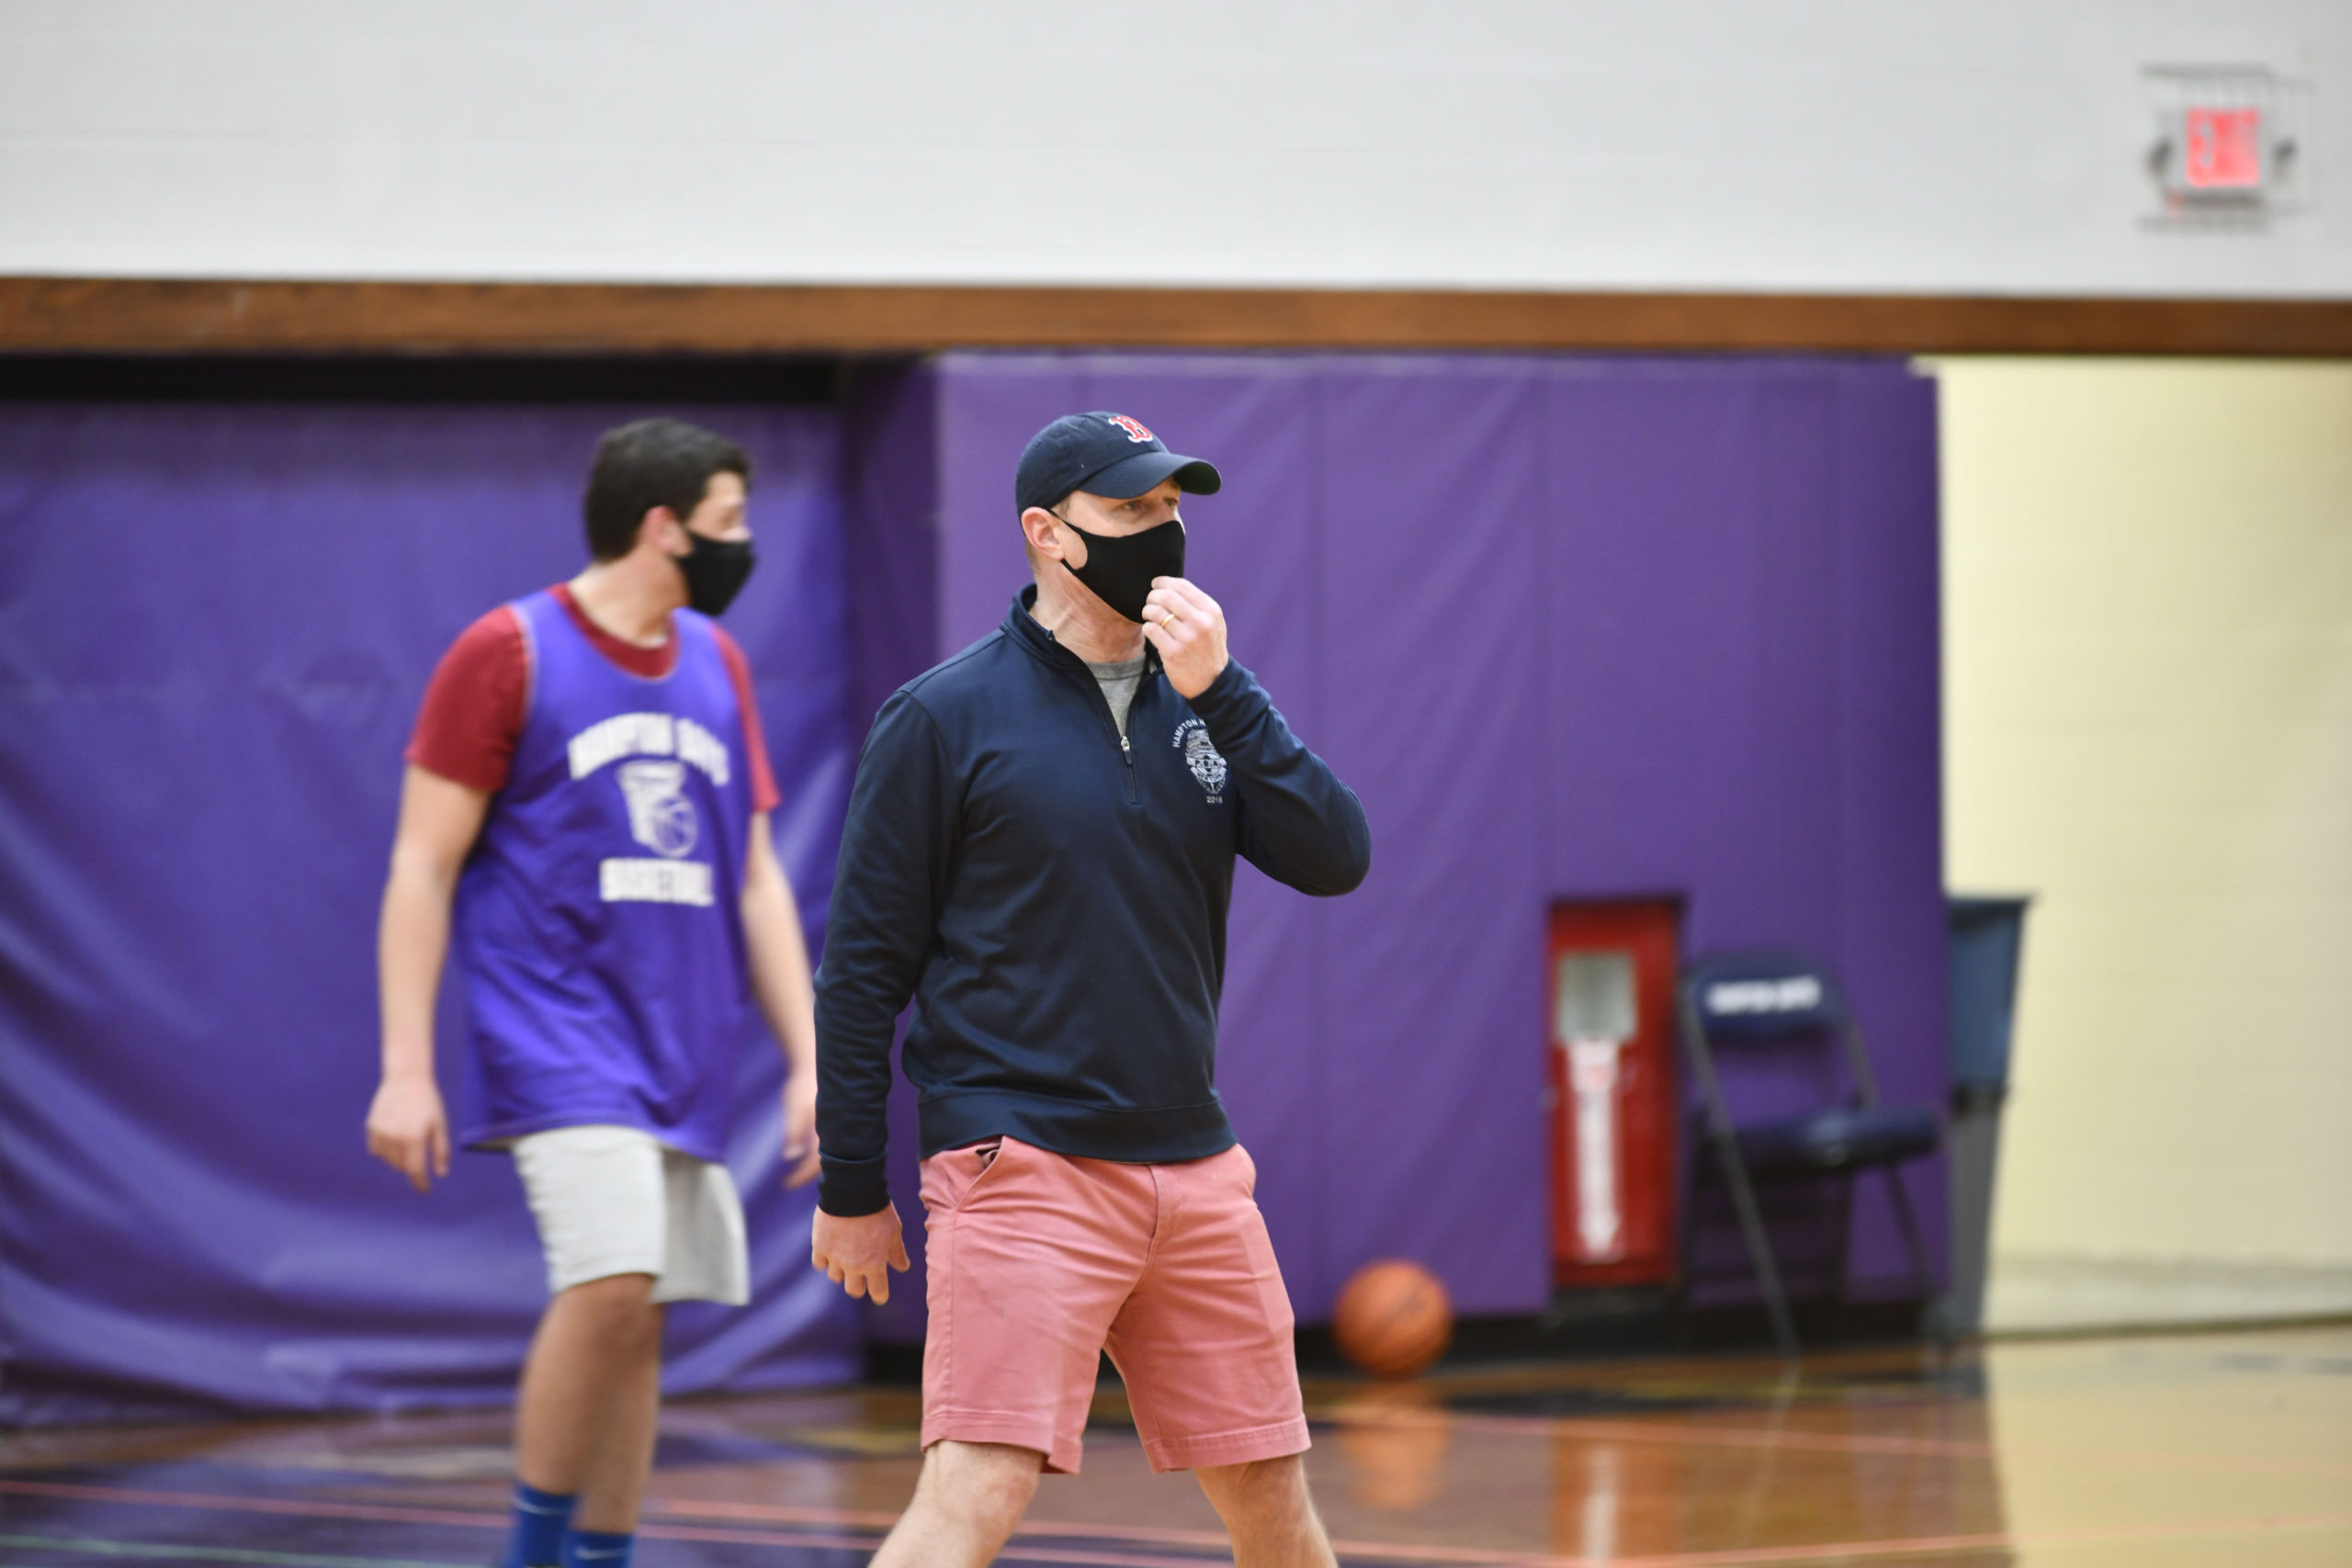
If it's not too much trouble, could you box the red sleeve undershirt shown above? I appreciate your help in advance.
[404,583,783,812]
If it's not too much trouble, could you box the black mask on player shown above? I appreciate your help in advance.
[674,531,756,617]
[1055,512,1184,624]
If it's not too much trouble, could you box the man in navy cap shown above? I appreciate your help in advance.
[810,412,1371,1566]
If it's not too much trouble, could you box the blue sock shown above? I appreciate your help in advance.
[501,1483,574,1568]
[562,1529,634,1568]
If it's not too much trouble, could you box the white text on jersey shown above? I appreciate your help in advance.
[566,712,733,787]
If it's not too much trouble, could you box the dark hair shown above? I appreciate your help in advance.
[582,418,751,560]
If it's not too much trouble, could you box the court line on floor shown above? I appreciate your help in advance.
[0,1481,1216,1568]
[7,1475,2350,1568]
[638,1515,1224,1568]
[647,1495,2352,1568]
[0,1483,496,1532]
[1349,1407,2352,1479]
[0,1532,464,1568]
[1595,1509,2352,1568]
[3,1478,1618,1567]
[651,1495,1543,1565]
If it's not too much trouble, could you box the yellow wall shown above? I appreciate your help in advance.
[1938,360,2352,1326]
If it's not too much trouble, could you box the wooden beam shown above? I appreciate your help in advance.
[3,276,2346,357]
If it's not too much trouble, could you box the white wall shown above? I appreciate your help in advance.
[1,0,2345,296]
[1939,358,2352,1331]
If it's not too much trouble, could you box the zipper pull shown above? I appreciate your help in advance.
[1120,734,1132,760]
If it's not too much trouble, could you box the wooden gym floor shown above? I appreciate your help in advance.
[2,1323,2346,1567]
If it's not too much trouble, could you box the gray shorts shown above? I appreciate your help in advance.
[511,1124,750,1305]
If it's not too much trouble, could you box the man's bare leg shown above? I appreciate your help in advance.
[868,1439,1044,1568]
[1196,1455,1338,1568]
[513,1274,666,1529]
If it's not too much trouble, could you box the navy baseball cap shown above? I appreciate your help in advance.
[1014,412,1222,514]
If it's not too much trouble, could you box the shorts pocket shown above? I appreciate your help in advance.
[922,1136,1016,1216]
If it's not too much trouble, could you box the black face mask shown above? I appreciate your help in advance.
[674,532,756,616]
[1057,513,1184,623]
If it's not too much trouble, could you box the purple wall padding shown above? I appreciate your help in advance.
[899,352,1946,1322]
[840,365,945,1348]
[0,403,859,1423]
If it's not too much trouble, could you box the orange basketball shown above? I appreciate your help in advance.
[1332,1259,1453,1380]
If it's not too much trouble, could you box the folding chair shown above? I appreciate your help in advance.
[1676,950,1939,1358]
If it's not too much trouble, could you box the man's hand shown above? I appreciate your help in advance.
[811,1203,910,1303]
[366,1074,450,1193]
[1142,577,1228,700]
[782,1074,820,1189]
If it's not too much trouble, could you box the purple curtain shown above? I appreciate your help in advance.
[0,402,859,1423]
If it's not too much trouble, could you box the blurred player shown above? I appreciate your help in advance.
[811,412,1373,1566]
[365,419,819,1568]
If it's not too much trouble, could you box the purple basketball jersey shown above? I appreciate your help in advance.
[452,591,755,1162]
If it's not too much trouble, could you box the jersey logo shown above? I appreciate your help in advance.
[1105,413,1154,444]
[618,759,699,858]
[1173,717,1227,803]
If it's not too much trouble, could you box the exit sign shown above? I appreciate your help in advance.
[2145,65,2300,222]
[2185,107,2263,188]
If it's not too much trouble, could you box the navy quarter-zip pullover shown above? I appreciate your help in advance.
[814,587,1372,1217]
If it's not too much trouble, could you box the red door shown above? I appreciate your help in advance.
[1548,901,1680,1288]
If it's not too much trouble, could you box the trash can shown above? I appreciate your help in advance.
[1941,895,2030,1336]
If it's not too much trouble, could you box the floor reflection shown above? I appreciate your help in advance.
[1329,1383,1452,1512]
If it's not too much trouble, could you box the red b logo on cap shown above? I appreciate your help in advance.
[1105,414,1154,444]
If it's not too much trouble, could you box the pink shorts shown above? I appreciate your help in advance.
[918,1135,1309,1475]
